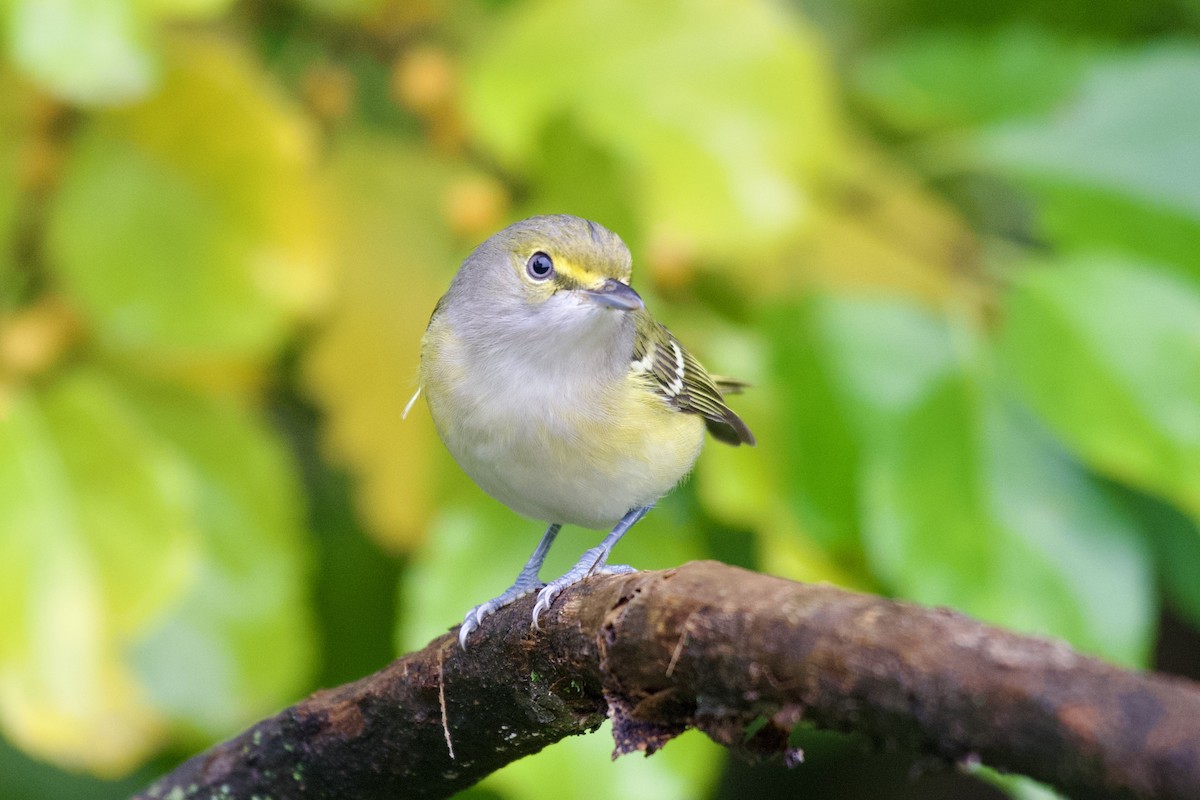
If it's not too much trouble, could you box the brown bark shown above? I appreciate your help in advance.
[134,561,1200,800]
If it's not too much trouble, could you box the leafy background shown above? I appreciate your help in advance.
[0,0,1198,797]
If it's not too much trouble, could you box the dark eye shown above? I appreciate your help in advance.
[526,251,554,280]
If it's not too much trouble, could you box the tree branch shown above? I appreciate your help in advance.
[135,561,1200,800]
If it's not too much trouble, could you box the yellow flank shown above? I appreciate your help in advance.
[489,382,704,529]
[421,311,707,529]
[570,369,706,504]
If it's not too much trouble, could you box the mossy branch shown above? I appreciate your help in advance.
[134,561,1200,800]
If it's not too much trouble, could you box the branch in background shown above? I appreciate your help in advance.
[134,561,1200,800]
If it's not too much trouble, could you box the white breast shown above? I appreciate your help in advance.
[422,303,703,529]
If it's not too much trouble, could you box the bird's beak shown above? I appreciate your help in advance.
[582,279,644,311]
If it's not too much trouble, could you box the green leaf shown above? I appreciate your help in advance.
[691,324,776,531]
[863,373,1155,666]
[465,0,840,258]
[1001,256,1200,516]
[974,765,1067,800]
[980,46,1200,280]
[398,502,523,653]
[46,36,329,381]
[122,377,315,741]
[0,368,199,774]
[519,116,641,252]
[855,28,1096,131]
[3,0,235,105]
[983,46,1200,218]
[4,0,157,104]
[484,725,723,800]
[0,364,313,768]
[767,303,863,556]
[1118,489,1200,631]
[808,297,958,441]
[1018,178,1200,286]
[765,296,955,558]
[0,370,197,649]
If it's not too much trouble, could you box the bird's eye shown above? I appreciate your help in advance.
[526,251,554,281]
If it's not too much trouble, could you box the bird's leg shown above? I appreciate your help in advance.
[531,505,652,628]
[459,522,561,648]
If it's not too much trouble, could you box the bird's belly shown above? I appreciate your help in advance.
[431,382,705,529]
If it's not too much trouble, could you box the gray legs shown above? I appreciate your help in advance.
[458,522,561,648]
[458,505,655,647]
[530,505,651,627]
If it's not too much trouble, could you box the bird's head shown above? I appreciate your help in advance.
[450,216,644,335]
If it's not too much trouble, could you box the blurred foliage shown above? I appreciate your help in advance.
[0,0,1197,798]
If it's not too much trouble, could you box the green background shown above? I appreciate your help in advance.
[1,0,1198,797]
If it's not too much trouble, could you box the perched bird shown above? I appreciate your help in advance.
[416,215,754,647]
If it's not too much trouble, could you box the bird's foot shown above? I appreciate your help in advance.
[531,547,635,629]
[459,574,544,649]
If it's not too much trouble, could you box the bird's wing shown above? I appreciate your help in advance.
[631,315,755,446]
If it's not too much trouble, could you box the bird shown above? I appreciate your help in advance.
[415,214,754,647]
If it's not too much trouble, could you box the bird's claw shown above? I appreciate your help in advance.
[458,601,497,649]
[529,562,636,630]
[530,584,560,630]
[458,580,543,648]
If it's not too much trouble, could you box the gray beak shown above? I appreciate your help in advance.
[583,279,644,311]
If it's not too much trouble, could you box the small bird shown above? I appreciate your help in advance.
[417,215,754,647]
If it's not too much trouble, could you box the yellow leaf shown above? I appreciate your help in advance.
[305,134,472,552]
[757,504,872,590]
[118,373,316,742]
[756,140,983,304]
[6,0,236,105]
[466,0,842,260]
[47,34,331,390]
[0,375,200,775]
[464,0,981,308]
[0,541,164,777]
